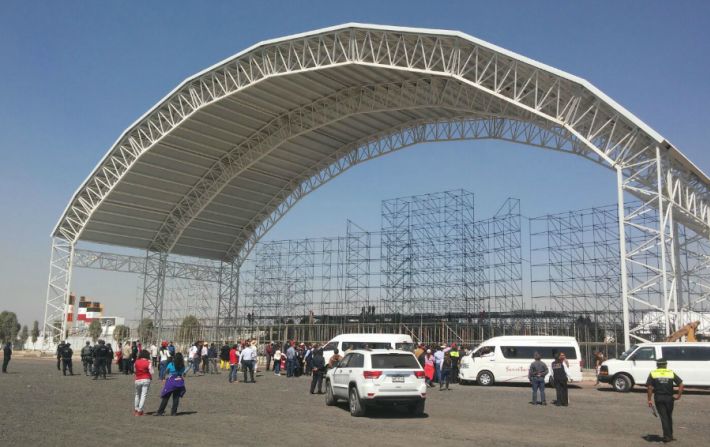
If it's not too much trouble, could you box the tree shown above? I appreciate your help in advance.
[31,321,39,344]
[19,325,29,349]
[113,325,131,342]
[0,311,20,344]
[138,318,155,342]
[88,320,103,342]
[178,315,201,343]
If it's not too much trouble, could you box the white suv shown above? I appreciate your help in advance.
[324,349,427,417]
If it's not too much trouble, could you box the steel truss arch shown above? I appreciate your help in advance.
[53,23,710,249]
[229,116,587,264]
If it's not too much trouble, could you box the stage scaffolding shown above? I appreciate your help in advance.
[71,188,708,350]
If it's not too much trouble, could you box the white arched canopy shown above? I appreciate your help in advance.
[46,24,710,348]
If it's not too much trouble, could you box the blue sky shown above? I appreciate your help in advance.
[1,1,709,326]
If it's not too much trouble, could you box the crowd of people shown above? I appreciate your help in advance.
[44,339,652,421]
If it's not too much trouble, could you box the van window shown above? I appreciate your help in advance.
[619,345,638,360]
[630,347,656,361]
[342,342,391,351]
[474,346,495,357]
[322,342,338,351]
[395,342,415,352]
[501,346,577,359]
[662,346,710,361]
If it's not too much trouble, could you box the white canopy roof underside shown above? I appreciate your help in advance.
[53,23,710,261]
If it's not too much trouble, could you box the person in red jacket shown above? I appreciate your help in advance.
[133,350,153,416]
[228,344,239,383]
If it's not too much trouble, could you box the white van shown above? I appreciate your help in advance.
[598,342,710,392]
[459,336,583,386]
[322,333,414,364]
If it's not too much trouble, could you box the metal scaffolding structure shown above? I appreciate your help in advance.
[474,198,524,314]
[530,204,622,320]
[44,24,710,350]
[382,190,479,316]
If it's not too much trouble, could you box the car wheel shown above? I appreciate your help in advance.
[325,381,337,406]
[408,400,425,417]
[349,387,366,417]
[613,374,632,393]
[477,370,494,386]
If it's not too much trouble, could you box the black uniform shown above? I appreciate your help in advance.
[93,343,109,379]
[56,342,65,371]
[309,351,325,394]
[60,345,74,375]
[551,359,569,406]
[646,368,683,441]
[105,344,114,374]
[81,344,94,375]
[2,343,11,373]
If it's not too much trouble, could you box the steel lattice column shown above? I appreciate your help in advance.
[617,146,684,349]
[216,261,239,340]
[141,251,168,338]
[42,237,75,348]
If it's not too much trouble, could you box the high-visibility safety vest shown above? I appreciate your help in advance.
[650,368,674,379]
[449,350,460,358]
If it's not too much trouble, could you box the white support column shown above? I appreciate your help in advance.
[42,237,75,349]
[655,147,682,336]
[616,167,631,350]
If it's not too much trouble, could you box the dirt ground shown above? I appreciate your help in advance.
[0,357,709,446]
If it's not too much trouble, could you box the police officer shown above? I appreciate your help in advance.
[93,339,109,380]
[60,342,74,376]
[646,358,684,443]
[105,343,114,375]
[81,341,94,376]
[551,352,571,406]
[449,344,460,383]
[56,340,66,371]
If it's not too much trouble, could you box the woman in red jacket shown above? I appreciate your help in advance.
[228,344,239,383]
[134,350,153,416]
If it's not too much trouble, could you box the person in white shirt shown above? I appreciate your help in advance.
[149,343,158,368]
[273,348,282,375]
[200,343,209,374]
[158,343,171,380]
[188,344,199,375]
[241,344,256,383]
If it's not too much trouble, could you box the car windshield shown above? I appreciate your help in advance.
[618,345,638,360]
[371,354,420,369]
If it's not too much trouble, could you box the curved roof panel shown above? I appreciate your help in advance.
[54,23,710,261]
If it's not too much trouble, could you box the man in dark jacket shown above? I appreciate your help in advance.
[528,352,548,405]
[105,343,114,374]
[60,343,74,376]
[93,340,109,380]
[309,347,326,394]
[56,341,66,371]
[551,352,571,406]
[2,342,11,373]
[81,341,94,376]
[265,342,274,371]
[220,342,230,371]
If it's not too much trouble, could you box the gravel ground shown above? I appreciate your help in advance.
[1,357,709,446]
